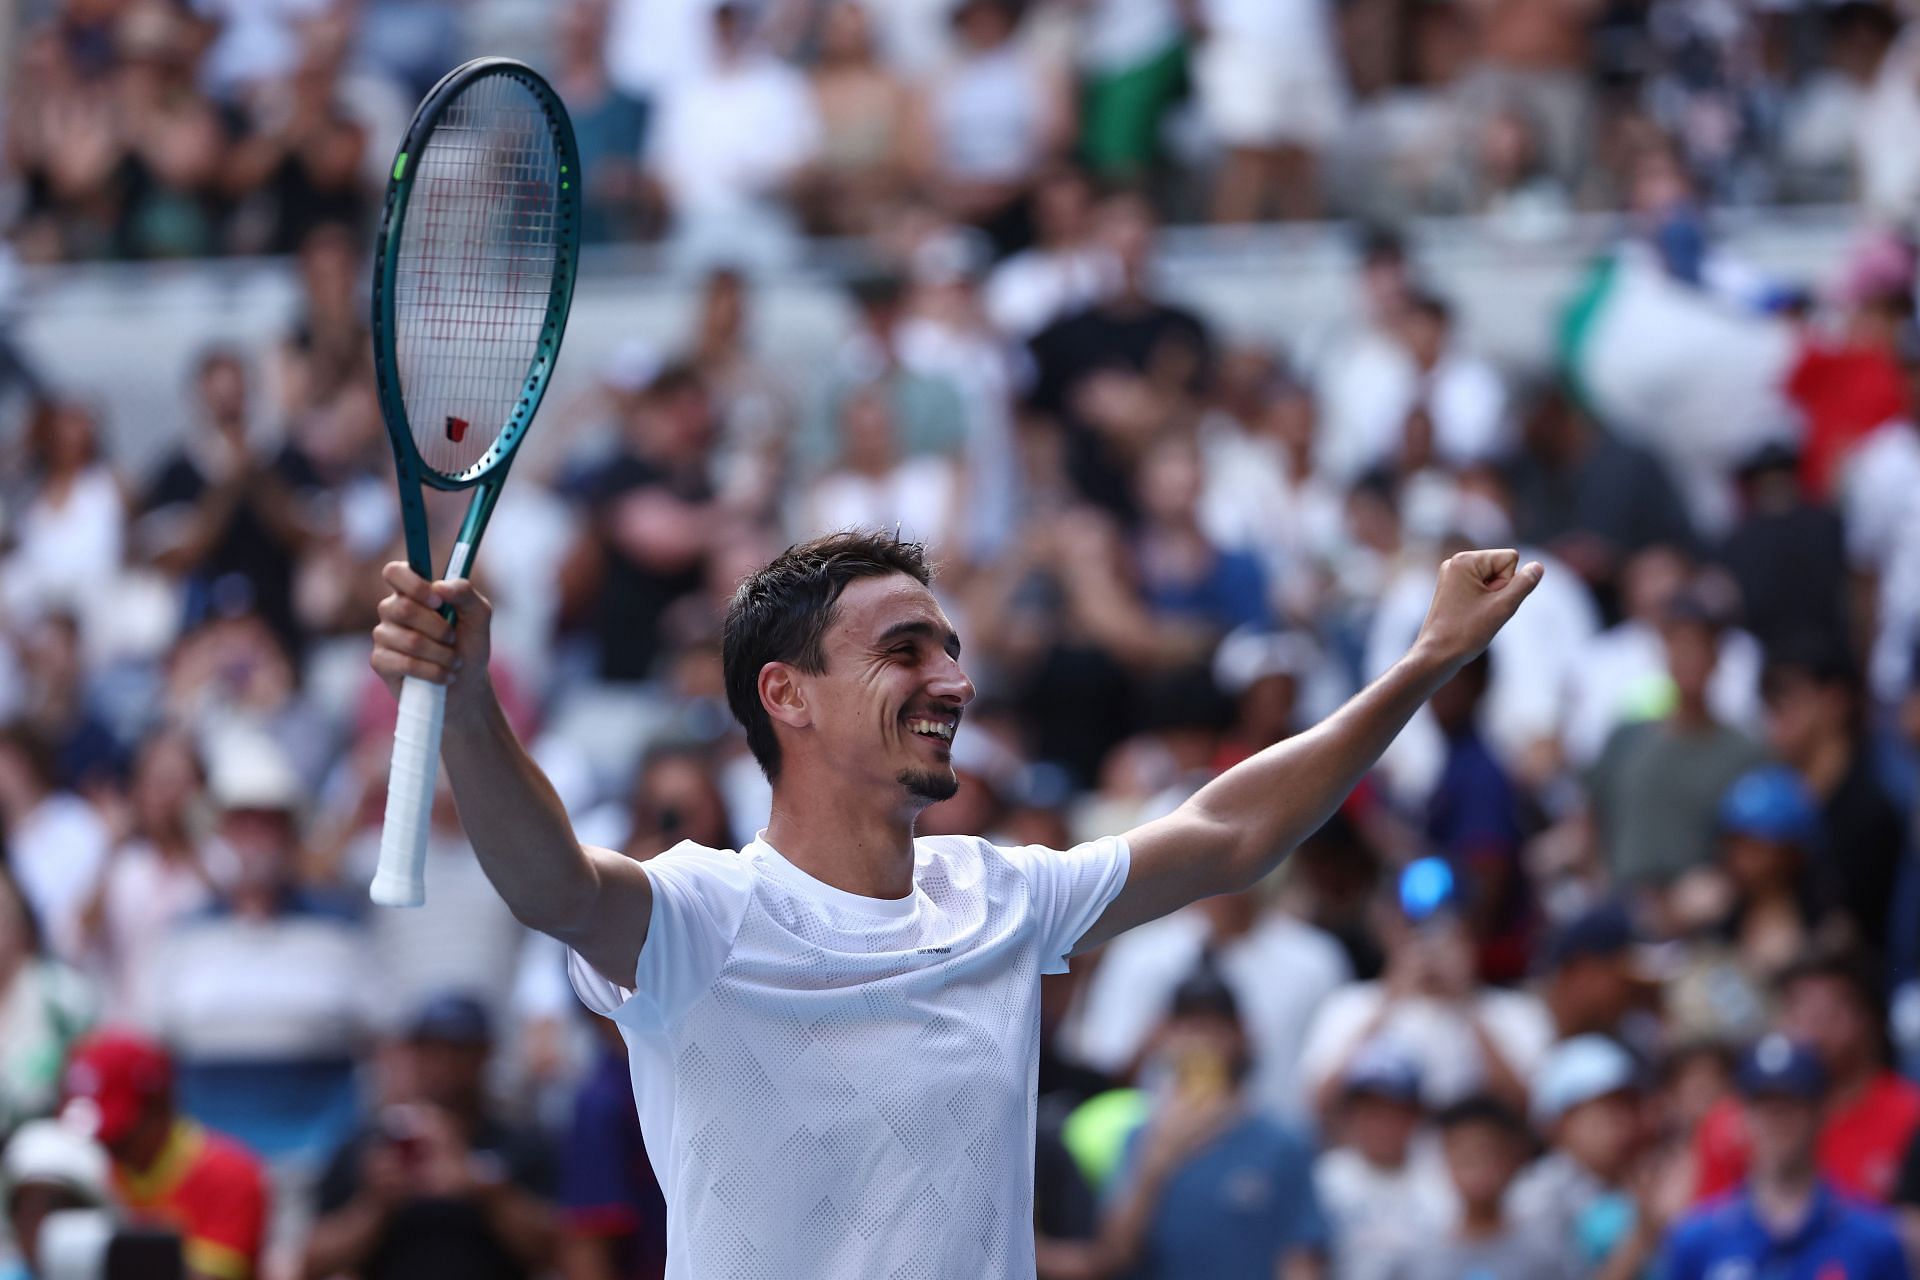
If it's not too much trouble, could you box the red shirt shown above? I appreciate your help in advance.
[115,1120,270,1280]
[1692,1070,1920,1204]
[1785,342,1910,500]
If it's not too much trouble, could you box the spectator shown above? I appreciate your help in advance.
[2,401,124,629]
[1716,444,1850,657]
[139,730,380,1166]
[1661,1035,1909,1280]
[909,0,1073,253]
[0,1119,113,1280]
[1510,1034,1645,1274]
[1587,584,1766,893]
[222,31,371,255]
[1560,547,1762,770]
[1300,863,1554,1120]
[1027,189,1212,522]
[1758,640,1908,955]
[1317,290,1509,488]
[137,348,321,649]
[984,166,1117,342]
[15,613,123,794]
[553,0,650,245]
[1666,766,1833,999]
[304,993,558,1280]
[795,0,913,237]
[1692,950,1920,1205]
[1504,383,1695,604]
[1385,1094,1572,1280]
[1314,1046,1454,1280]
[800,383,959,551]
[647,2,820,265]
[1093,962,1331,1279]
[0,866,97,1140]
[1070,877,1350,1120]
[1072,0,1185,181]
[556,1012,667,1280]
[1536,904,1646,1044]
[1424,652,1530,983]
[1191,0,1346,222]
[560,363,721,684]
[108,4,232,260]
[0,725,112,966]
[76,729,218,1023]
[810,269,968,475]
[60,1030,270,1280]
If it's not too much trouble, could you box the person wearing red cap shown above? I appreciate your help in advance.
[60,1030,269,1280]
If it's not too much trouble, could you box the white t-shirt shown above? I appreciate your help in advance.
[1297,983,1554,1110]
[1068,905,1350,1118]
[569,832,1130,1279]
[1315,1142,1458,1280]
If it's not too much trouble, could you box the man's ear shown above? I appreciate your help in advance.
[760,662,811,732]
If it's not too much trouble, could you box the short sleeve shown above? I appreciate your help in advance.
[187,1149,269,1280]
[567,842,754,1029]
[999,836,1131,975]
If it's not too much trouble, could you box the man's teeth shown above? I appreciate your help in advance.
[907,719,955,741]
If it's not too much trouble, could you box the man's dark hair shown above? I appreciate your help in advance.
[1434,1094,1528,1142]
[722,530,933,780]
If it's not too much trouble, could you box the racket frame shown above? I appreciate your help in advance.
[369,55,582,585]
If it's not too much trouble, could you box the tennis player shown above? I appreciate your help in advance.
[368,529,1542,1277]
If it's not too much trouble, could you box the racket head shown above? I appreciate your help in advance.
[370,58,581,502]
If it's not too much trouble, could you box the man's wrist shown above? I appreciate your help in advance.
[1400,639,1463,693]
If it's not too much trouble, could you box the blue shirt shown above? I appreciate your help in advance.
[1120,1111,1328,1279]
[1660,1183,1911,1280]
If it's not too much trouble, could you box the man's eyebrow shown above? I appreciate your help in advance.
[876,619,962,658]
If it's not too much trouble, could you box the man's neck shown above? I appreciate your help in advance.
[1457,1203,1507,1241]
[765,780,918,900]
[1751,1166,1820,1236]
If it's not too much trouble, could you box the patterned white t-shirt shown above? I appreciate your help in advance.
[568,831,1132,1280]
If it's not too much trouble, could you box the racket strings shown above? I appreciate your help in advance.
[393,73,561,479]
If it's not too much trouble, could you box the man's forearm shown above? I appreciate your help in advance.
[440,680,600,936]
[1185,644,1455,886]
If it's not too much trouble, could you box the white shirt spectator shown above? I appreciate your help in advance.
[1317,338,1510,486]
[1561,619,1764,769]
[1858,24,1920,229]
[1316,1139,1458,1280]
[802,456,959,552]
[193,0,333,98]
[1298,984,1556,1111]
[650,47,821,218]
[1198,413,1347,623]
[87,840,224,1023]
[928,43,1051,186]
[605,0,725,99]
[9,793,112,966]
[1841,420,1920,702]
[1193,0,1346,148]
[2,466,124,624]
[984,246,1119,341]
[1068,904,1351,1118]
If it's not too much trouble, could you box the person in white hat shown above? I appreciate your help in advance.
[1,1119,111,1280]
[1509,1034,1645,1273]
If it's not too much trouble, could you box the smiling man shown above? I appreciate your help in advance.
[368,529,1542,1279]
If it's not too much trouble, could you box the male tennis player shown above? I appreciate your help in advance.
[369,529,1542,1277]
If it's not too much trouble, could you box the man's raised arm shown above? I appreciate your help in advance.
[370,561,653,987]
[1079,550,1544,951]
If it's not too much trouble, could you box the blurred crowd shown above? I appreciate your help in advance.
[5,1,1920,1280]
[9,0,1920,263]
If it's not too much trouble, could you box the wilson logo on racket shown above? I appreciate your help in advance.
[445,416,469,442]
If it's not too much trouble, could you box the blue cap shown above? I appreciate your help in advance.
[1398,857,1457,922]
[1341,1041,1423,1106]
[1718,766,1820,846]
[1736,1034,1826,1100]
[1541,902,1635,972]
[406,992,492,1046]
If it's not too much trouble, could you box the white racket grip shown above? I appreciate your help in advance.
[372,675,447,907]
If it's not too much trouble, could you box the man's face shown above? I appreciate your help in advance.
[1744,1094,1821,1180]
[1778,975,1871,1074]
[1441,1121,1522,1209]
[787,575,975,806]
[1762,670,1827,764]
[1557,1091,1640,1181]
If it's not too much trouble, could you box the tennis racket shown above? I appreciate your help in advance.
[369,57,582,907]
